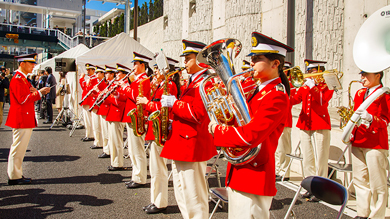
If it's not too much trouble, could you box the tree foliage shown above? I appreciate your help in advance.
[92,0,163,37]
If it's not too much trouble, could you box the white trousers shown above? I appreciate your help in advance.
[100,115,110,154]
[172,160,208,219]
[126,124,147,184]
[91,109,103,147]
[108,121,125,167]
[227,187,273,219]
[300,129,330,178]
[275,127,292,177]
[149,141,168,208]
[7,128,33,179]
[82,105,93,138]
[352,147,388,219]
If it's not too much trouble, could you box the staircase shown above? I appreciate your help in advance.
[57,31,79,50]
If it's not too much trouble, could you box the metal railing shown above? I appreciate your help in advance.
[0,23,111,50]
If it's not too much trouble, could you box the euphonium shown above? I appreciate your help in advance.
[128,76,150,136]
[148,67,185,147]
[197,38,259,166]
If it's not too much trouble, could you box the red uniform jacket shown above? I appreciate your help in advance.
[6,71,42,128]
[96,80,110,116]
[161,70,217,162]
[104,81,128,122]
[351,86,390,150]
[79,74,98,106]
[290,82,334,130]
[120,72,151,123]
[144,81,178,141]
[213,78,288,196]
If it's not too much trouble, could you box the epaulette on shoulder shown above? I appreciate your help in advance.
[276,83,286,93]
[15,75,21,79]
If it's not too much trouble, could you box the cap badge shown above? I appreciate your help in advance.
[251,36,258,47]
[182,43,186,50]
[305,61,309,66]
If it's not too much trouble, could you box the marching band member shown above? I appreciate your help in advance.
[275,61,295,181]
[137,57,181,214]
[160,40,217,219]
[6,53,50,185]
[79,63,96,142]
[96,66,115,159]
[121,53,152,188]
[105,65,128,171]
[290,59,334,202]
[209,32,293,219]
[89,66,105,150]
[350,71,390,219]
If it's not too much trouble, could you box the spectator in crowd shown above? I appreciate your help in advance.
[43,67,56,124]
[0,72,9,127]
[4,68,12,105]
[38,70,48,119]
[55,71,68,114]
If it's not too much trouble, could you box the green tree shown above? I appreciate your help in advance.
[118,13,124,34]
[149,0,154,21]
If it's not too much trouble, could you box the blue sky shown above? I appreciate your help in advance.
[86,0,149,12]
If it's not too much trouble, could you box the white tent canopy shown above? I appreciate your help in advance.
[76,32,156,74]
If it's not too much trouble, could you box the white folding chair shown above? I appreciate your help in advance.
[282,141,304,181]
[328,144,353,190]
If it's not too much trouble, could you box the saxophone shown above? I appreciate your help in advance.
[148,67,185,147]
[128,76,151,136]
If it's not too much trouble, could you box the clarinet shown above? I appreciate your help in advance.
[93,69,136,110]
[88,79,116,112]
[79,77,106,105]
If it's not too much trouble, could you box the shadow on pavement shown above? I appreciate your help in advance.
[32,173,128,185]
[0,188,113,218]
[0,152,80,163]
[271,197,303,210]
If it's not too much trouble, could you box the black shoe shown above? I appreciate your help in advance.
[354,217,368,219]
[90,145,103,149]
[143,203,153,211]
[125,180,145,189]
[98,153,110,158]
[8,176,32,185]
[308,195,320,202]
[301,191,312,199]
[107,166,125,171]
[145,203,167,214]
[82,137,94,142]
[275,175,289,181]
[43,121,52,124]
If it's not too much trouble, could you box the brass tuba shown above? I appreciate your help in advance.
[148,67,185,147]
[337,80,362,129]
[342,4,390,144]
[197,38,260,166]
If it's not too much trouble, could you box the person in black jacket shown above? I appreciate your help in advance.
[43,67,56,124]
[38,70,48,119]
[0,72,9,126]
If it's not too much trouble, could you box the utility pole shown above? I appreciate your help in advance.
[133,0,138,41]
[124,0,130,33]
[83,0,86,45]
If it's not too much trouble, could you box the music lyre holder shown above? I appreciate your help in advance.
[50,102,77,130]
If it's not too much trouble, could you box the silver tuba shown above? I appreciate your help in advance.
[197,38,260,166]
[342,5,390,144]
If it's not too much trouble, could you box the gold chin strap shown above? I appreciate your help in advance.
[250,50,279,54]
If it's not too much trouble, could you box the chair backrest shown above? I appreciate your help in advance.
[301,176,348,205]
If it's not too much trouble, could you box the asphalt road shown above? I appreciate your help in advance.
[0,104,351,219]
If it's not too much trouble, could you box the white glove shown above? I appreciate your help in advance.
[355,108,373,123]
[161,95,177,108]
[304,78,315,89]
[208,116,218,135]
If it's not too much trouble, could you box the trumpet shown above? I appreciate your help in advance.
[289,67,343,88]
[128,73,156,137]
[88,79,116,112]
[148,67,185,147]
